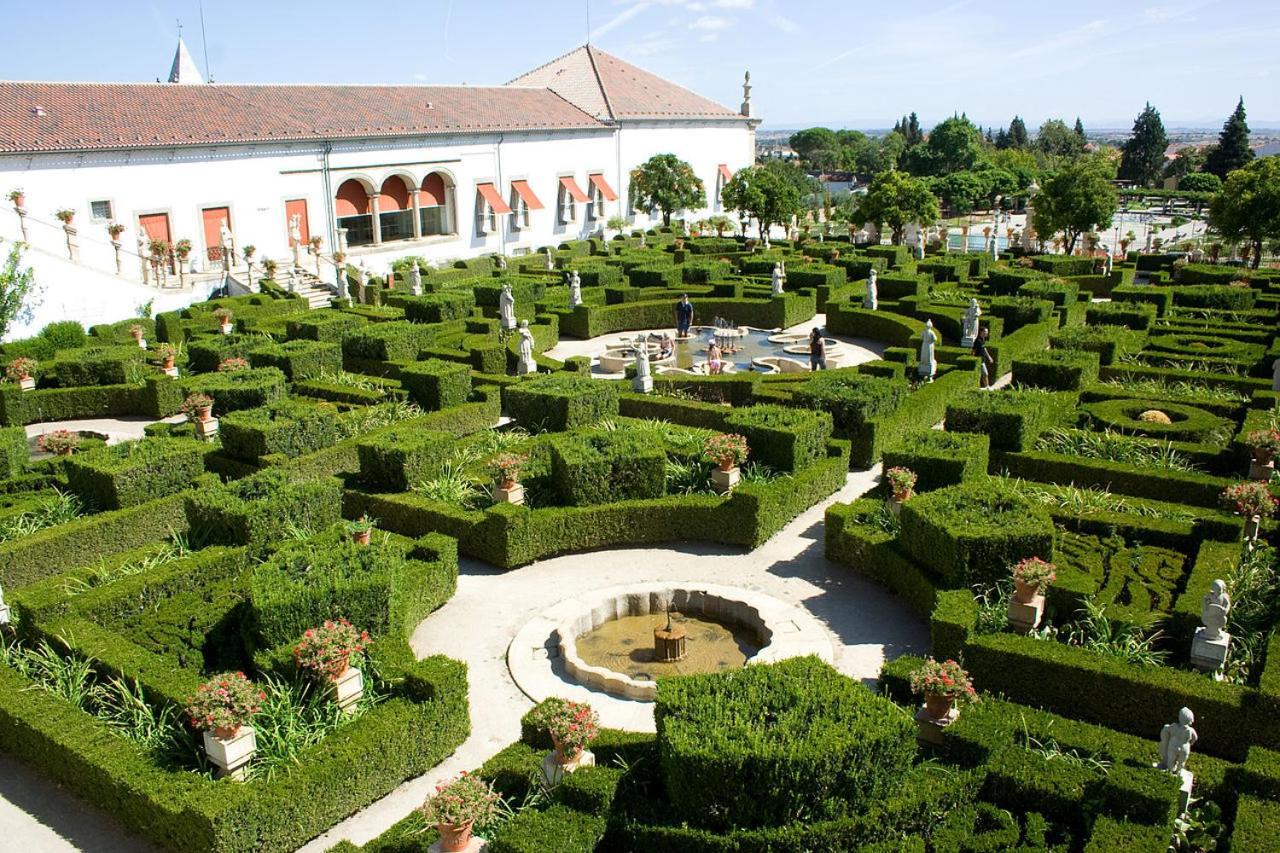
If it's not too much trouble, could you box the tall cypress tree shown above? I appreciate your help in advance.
[906,112,923,146]
[1204,97,1254,179]
[1007,116,1029,149]
[1118,103,1169,188]
[1074,117,1087,142]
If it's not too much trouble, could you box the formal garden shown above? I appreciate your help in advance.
[0,220,1276,852]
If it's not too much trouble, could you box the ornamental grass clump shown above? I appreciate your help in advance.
[527,697,599,760]
[1221,481,1277,519]
[185,671,264,735]
[293,618,368,681]
[703,433,748,470]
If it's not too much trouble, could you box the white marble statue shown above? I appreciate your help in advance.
[1103,248,1113,277]
[917,228,926,259]
[682,219,690,238]
[408,263,423,296]
[1157,708,1198,775]
[289,214,301,246]
[864,269,878,310]
[633,334,652,393]
[771,262,786,296]
[499,282,517,331]
[569,271,583,308]
[545,247,555,270]
[1200,580,1231,642]
[495,253,508,271]
[961,298,982,347]
[918,320,938,381]
[638,232,646,248]
[219,219,233,267]
[516,320,536,375]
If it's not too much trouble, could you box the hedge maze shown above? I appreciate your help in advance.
[0,228,1278,851]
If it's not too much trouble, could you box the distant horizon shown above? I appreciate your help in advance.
[754,122,1280,135]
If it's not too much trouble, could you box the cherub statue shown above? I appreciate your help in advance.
[1157,707,1197,775]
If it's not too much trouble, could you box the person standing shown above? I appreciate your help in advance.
[707,340,723,375]
[809,327,827,371]
[972,326,995,389]
[674,294,694,339]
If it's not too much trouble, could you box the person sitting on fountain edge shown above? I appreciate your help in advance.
[675,294,694,339]
[707,340,724,375]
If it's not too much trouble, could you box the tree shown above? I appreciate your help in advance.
[1179,172,1221,193]
[1208,156,1280,268]
[894,112,924,147]
[721,165,802,238]
[1118,103,1169,188]
[920,116,984,176]
[1074,117,1087,143]
[629,154,705,226]
[1163,147,1206,180]
[789,127,838,163]
[1031,155,1119,254]
[1203,97,1254,180]
[1035,119,1085,160]
[999,116,1029,150]
[0,240,36,340]
[854,170,941,244]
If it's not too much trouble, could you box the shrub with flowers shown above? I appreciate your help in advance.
[421,773,500,828]
[885,466,917,500]
[218,357,250,372]
[293,618,369,681]
[909,658,978,706]
[6,356,37,382]
[180,392,214,421]
[154,343,176,363]
[527,697,600,757]
[213,308,233,323]
[38,429,80,455]
[185,671,264,734]
[489,452,528,486]
[129,323,144,339]
[1244,428,1280,457]
[1221,481,1278,519]
[702,433,749,469]
[1011,556,1056,593]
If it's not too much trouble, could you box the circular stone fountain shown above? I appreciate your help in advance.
[508,583,835,704]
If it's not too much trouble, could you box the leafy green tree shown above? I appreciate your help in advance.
[789,128,838,163]
[999,116,1029,149]
[1031,155,1119,254]
[915,116,984,176]
[1074,117,1087,143]
[1179,172,1221,193]
[1118,103,1169,188]
[0,240,36,340]
[1209,156,1280,268]
[894,113,924,147]
[629,154,706,226]
[1163,147,1206,180]
[721,165,802,238]
[854,170,941,244]
[929,172,987,215]
[1203,97,1254,180]
[1035,119,1086,160]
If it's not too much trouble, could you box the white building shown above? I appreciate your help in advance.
[0,42,758,336]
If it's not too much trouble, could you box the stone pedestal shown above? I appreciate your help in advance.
[18,376,35,391]
[540,748,595,788]
[915,705,958,746]
[960,334,975,349]
[0,602,10,625]
[1190,628,1230,677]
[1248,459,1275,481]
[136,338,147,350]
[632,374,653,393]
[711,465,740,494]
[164,366,180,378]
[195,417,219,440]
[332,666,363,713]
[219,323,233,336]
[64,225,79,263]
[1008,594,1045,634]
[495,483,525,505]
[203,725,256,780]
[427,838,486,853]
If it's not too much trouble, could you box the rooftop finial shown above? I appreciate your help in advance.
[168,35,205,85]
[740,70,752,118]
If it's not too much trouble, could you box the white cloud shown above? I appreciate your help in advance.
[592,2,653,40]
[687,1,707,9]
[700,32,720,42]
[690,15,731,31]
[715,0,754,7]
[770,14,800,33]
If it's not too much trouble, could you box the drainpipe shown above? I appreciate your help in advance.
[495,133,507,258]
[321,141,336,257]
[615,122,623,222]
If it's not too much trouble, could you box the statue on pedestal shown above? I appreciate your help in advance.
[918,320,937,381]
[289,214,302,268]
[545,247,555,270]
[1157,708,1198,775]
[495,253,508,271]
[771,262,786,296]
[219,219,234,269]
[499,283,517,331]
[355,261,368,303]
[863,269,878,310]
[1200,580,1231,642]
[408,263,423,296]
[516,320,536,375]
[632,334,653,393]
[569,271,583,308]
[961,298,981,348]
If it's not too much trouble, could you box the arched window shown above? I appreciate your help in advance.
[420,172,454,237]
[335,179,373,246]
[378,176,414,242]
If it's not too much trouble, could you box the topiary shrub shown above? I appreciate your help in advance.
[503,374,620,433]
[357,427,454,492]
[945,389,1072,452]
[898,479,1055,587]
[655,656,915,831]
[180,366,287,413]
[285,312,368,343]
[1017,278,1080,309]
[247,339,341,381]
[791,371,906,433]
[549,429,667,506]
[1078,399,1232,443]
[1012,350,1100,391]
[341,321,435,362]
[184,468,341,552]
[400,359,472,411]
[50,346,146,387]
[882,430,990,492]
[988,296,1055,332]
[218,399,339,462]
[723,404,833,472]
[1085,301,1156,330]
[64,437,207,510]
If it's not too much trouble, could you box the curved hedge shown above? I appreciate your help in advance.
[1079,398,1232,442]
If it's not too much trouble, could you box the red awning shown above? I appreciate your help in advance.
[476,182,512,215]
[511,179,545,210]
[718,163,733,182]
[588,173,618,201]
[559,176,589,203]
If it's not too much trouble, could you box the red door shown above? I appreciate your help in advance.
[138,213,173,272]
[202,206,231,263]
[285,199,311,247]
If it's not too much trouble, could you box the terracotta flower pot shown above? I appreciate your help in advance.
[1012,579,1040,604]
[352,529,371,546]
[213,725,240,740]
[12,194,24,208]
[501,478,517,491]
[56,447,73,457]
[892,489,912,503]
[163,356,175,370]
[196,405,213,422]
[1252,447,1275,465]
[328,662,352,683]
[718,457,736,472]
[551,735,582,766]
[924,693,955,721]
[435,820,474,852]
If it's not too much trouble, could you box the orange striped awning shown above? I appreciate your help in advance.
[476,182,512,214]
[588,173,618,201]
[718,163,733,181]
[511,179,545,210]
[559,175,589,203]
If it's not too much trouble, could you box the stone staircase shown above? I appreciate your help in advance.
[276,266,337,309]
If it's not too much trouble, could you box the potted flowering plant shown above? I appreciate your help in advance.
[294,618,369,682]
[181,392,214,423]
[154,343,177,370]
[489,452,528,490]
[1244,428,1280,465]
[106,222,125,241]
[218,356,249,372]
[333,250,346,265]
[38,429,80,456]
[528,697,600,765]
[421,773,499,852]
[174,238,192,263]
[262,259,278,281]
[346,514,375,545]
[213,308,233,334]
[909,658,978,721]
[54,208,75,225]
[129,323,144,344]
[7,189,23,207]
[241,244,256,263]
[6,356,37,389]
[885,466,917,503]
[309,235,323,254]
[185,671,264,739]
[1011,556,1056,603]
[1221,480,1277,519]
[703,433,748,472]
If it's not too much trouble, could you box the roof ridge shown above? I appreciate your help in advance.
[584,45,615,122]
[541,85,613,127]
[0,80,532,90]
[504,44,588,86]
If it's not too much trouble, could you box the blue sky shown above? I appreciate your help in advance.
[4,1,1277,129]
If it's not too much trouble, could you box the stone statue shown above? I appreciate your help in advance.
[545,247,555,270]
[289,214,301,246]
[495,253,508,271]
[1157,707,1198,775]
[569,271,583,308]
[638,232,646,248]
[571,269,581,291]
[408,263,423,296]
[961,298,981,347]
[516,320,536,375]
[864,269,878,310]
[918,320,937,381]
[0,580,9,625]
[499,282,517,331]
[219,218,233,267]
[632,334,652,393]
[771,262,786,296]
[917,228,926,259]
[762,232,771,250]
[682,219,690,238]
[1103,248,1113,276]
[1200,580,1231,642]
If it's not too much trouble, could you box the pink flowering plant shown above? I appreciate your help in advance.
[909,658,979,706]
[185,671,264,733]
[1221,481,1278,519]
[37,429,80,455]
[489,451,528,485]
[421,773,500,827]
[1011,557,1057,592]
[885,466,917,499]
[702,433,749,468]
[180,392,213,420]
[218,357,249,372]
[6,357,36,381]
[294,618,369,681]
[527,697,600,755]
[1244,428,1280,455]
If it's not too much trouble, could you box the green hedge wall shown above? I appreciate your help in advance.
[341,322,436,362]
[285,312,368,343]
[791,370,906,433]
[218,399,339,462]
[882,430,990,492]
[247,339,341,381]
[549,430,667,506]
[180,368,287,414]
[945,389,1073,452]
[1050,325,1147,365]
[723,404,833,472]
[356,427,453,492]
[184,469,342,553]
[399,359,472,412]
[503,374,620,432]
[1012,349,1100,391]
[64,438,208,510]
[0,425,26,477]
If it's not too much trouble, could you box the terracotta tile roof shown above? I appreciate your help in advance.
[0,82,605,153]
[508,45,744,122]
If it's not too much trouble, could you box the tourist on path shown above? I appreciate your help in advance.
[809,328,827,371]
[973,326,995,389]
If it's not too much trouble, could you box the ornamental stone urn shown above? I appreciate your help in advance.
[540,742,596,789]
[914,693,959,746]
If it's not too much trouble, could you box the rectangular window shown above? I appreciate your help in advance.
[90,200,113,220]
[560,187,576,224]
[420,206,447,236]
[477,204,497,235]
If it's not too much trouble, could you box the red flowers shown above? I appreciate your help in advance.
[185,671,263,732]
[294,618,369,681]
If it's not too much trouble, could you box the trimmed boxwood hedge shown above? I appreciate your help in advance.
[549,429,666,506]
[341,321,436,362]
[882,429,990,492]
[1085,301,1157,330]
[64,438,208,510]
[180,367,287,414]
[285,312,367,343]
[247,339,341,381]
[945,389,1073,452]
[1050,325,1146,365]
[791,370,906,433]
[1012,349,1100,391]
[723,404,833,472]
[356,427,453,492]
[503,374,620,432]
[399,359,471,411]
[1079,398,1231,443]
[0,425,27,477]
[184,469,341,553]
[218,399,339,462]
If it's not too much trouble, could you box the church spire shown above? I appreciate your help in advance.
[168,36,204,85]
